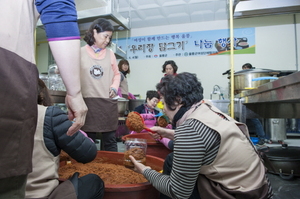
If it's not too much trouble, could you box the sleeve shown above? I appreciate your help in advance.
[35,0,80,40]
[44,106,97,163]
[120,73,125,82]
[143,119,220,199]
[109,50,121,90]
[158,138,171,149]
[134,104,145,114]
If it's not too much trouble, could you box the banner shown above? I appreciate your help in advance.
[113,28,255,60]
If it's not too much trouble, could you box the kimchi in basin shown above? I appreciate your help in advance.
[59,151,164,199]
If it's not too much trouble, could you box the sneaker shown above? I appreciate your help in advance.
[257,139,265,145]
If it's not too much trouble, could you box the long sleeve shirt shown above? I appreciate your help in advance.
[144,119,220,199]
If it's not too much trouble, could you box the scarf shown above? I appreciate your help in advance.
[172,106,188,129]
[91,45,102,53]
[121,71,128,78]
[144,103,155,114]
[173,101,203,128]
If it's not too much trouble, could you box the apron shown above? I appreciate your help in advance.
[80,46,118,132]
[119,73,129,99]
[188,102,270,199]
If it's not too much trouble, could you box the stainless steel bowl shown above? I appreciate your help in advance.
[228,68,280,94]
[118,98,129,117]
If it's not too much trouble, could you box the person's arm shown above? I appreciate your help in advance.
[49,41,87,136]
[44,106,97,163]
[36,0,87,136]
[150,126,175,140]
[133,104,145,114]
[131,119,220,199]
[109,50,120,98]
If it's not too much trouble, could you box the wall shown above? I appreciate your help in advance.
[36,13,300,100]
[123,13,300,99]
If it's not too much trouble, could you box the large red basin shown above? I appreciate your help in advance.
[60,151,164,199]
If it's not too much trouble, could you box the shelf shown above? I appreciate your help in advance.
[236,71,300,118]
[37,0,129,31]
[49,90,66,104]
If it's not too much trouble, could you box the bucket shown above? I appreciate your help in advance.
[60,151,164,199]
[265,118,287,141]
[118,98,129,117]
[95,139,101,150]
[122,133,172,159]
[250,137,259,145]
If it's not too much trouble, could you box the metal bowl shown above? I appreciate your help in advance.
[228,68,280,94]
[118,98,129,117]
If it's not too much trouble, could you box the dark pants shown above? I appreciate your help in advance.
[49,173,104,199]
[160,152,200,199]
[87,131,117,152]
[77,174,104,199]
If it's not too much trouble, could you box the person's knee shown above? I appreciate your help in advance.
[88,174,104,190]
[163,152,174,175]
[78,174,105,199]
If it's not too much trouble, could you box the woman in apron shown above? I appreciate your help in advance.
[80,18,120,152]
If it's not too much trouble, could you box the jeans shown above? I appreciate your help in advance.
[250,118,265,139]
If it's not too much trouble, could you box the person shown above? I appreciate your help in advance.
[25,79,104,199]
[242,63,266,145]
[80,18,120,152]
[117,59,135,99]
[129,72,273,199]
[130,90,161,134]
[161,60,178,76]
[153,73,201,151]
[0,1,87,198]
[242,62,255,70]
[158,60,178,107]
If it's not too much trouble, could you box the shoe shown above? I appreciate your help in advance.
[257,139,265,145]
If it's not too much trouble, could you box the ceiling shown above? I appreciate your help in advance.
[115,0,229,29]
[75,0,300,29]
[36,0,300,41]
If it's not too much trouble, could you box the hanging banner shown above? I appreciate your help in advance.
[113,27,255,60]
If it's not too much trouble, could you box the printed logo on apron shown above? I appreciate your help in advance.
[90,65,104,79]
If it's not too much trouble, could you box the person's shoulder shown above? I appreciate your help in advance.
[45,106,69,126]
[107,48,117,58]
[46,106,65,115]
[134,104,144,113]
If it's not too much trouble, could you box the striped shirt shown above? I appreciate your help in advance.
[144,117,273,199]
[144,118,220,199]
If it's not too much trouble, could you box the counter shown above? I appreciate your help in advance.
[235,71,300,119]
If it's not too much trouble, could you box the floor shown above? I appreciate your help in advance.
[260,138,300,199]
[268,173,300,199]
[116,138,300,198]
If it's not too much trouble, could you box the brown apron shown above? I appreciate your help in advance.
[80,46,118,132]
